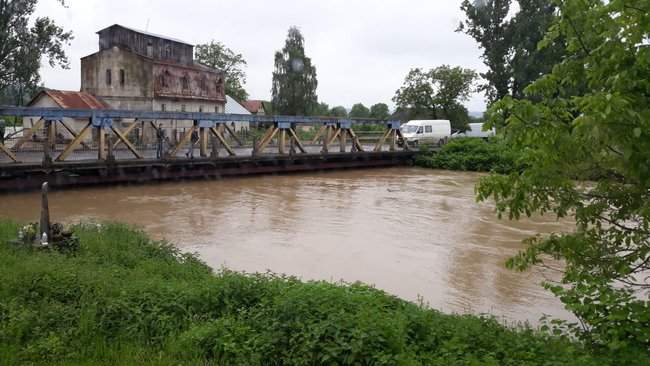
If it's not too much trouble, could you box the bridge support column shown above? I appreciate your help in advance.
[111,124,142,159]
[47,119,56,152]
[0,141,17,162]
[255,121,307,156]
[223,123,243,147]
[276,121,306,155]
[311,125,327,145]
[255,125,278,154]
[91,117,113,161]
[322,120,364,154]
[320,122,337,154]
[12,117,44,152]
[278,129,286,155]
[374,121,403,152]
[209,125,236,156]
[287,126,306,154]
[43,120,54,165]
[200,126,209,158]
[98,126,107,161]
[348,128,364,152]
[56,120,92,162]
[166,124,196,158]
[112,120,139,151]
[60,119,92,150]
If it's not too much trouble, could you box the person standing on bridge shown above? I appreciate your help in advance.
[187,128,199,159]
[156,123,166,159]
[0,119,5,145]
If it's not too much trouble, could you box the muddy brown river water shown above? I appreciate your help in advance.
[0,167,575,323]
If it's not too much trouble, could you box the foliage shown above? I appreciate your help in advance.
[393,65,477,131]
[509,0,565,99]
[0,220,645,365]
[477,0,650,351]
[329,105,348,118]
[271,27,318,116]
[458,0,512,103]
[195,41,248,102]
[470,114,486,124]
[415,138,519,174]
[458,0,563,103]
[349,103,370,118]
[0,0,72,106]
[355,123,386,132]
[310,102,330,116]
[370,103,390,120]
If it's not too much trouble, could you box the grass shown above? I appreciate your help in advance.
[0,220,647,365]
[415,138,520,173]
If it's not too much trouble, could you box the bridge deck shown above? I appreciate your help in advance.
[0,149,415,192]
[0,106,415,191]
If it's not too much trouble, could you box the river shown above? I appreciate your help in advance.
[0,167,574,323]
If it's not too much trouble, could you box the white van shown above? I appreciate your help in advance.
[452,123,495,139]
[399,120,451,147]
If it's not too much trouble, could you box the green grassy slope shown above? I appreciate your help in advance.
[0,221,645,365]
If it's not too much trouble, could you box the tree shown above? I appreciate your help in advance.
[0,45,41,106]
[509,0,564,99]
[310,102,330,116]
[195,41,248,102]
[349,103,370,118]
[329,106,348,118]
[458,0,564,103]
[393,66,477,130]
[369,103,390,120]
[0,0,72,105]
[430,65,477,127]
[271,27,318,115]
[458,0,512,104]
[392,69,435,120]
[478,0,650,350]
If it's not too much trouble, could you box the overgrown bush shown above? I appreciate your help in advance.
[0,221,646,365]
[415,138,520,173]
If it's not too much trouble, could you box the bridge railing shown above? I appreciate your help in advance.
[0,107,410,165]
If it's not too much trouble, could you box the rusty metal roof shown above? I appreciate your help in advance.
[242,100,265,114]
[97,24,193,46]
[28,90,109,110]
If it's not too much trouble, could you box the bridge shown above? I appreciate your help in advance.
[0,106,415,191]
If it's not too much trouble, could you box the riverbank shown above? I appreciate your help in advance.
[415,138,519,173]
[1,220,646,365]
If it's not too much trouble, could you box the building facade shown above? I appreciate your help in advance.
[81,25,226,114]
[79,24,227,142]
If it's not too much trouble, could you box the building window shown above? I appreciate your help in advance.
[106,69,112,86]
[164,44,171,59]
[119,69,125,87]
[215,106,219,113]
[181,74,189,90]
[181,105,186,112]
[161,104,166,112]
[200,76,207,94]
[199,106,203,113]
[215,76,224,95]
[160,70,172,88]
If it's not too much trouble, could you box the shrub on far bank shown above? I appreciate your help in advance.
[0,221,647,365]
[415,138,520,173]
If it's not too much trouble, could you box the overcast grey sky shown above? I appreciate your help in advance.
[35,0,487,112]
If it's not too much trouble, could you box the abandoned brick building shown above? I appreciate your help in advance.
[24,24,253,144]
[81,24,226,114]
